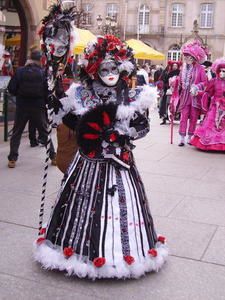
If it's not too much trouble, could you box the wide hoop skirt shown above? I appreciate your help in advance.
[34,151,168,279]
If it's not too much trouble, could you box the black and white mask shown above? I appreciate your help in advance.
[45,27,69,58]
[98,60,119,86]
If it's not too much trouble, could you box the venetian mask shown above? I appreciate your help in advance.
[219,68,225,79]
[45,27,69,58]
[98,60,119,86]
[184,55,195,65]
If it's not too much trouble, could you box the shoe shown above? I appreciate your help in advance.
[178,142,185,147]
[8,160,16,168]
[51,158,57,166]
[38,138,45,147]
[160,119,166,125]
[30,141,39,147]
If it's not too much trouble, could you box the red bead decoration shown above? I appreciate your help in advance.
[157,236,166,244]
[124,255,135,265]
[93,257,106,268]
[63,247,74,258]
[36,237,45,245]
[148,249,158,257]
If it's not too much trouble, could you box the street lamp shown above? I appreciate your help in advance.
[96,15,120,37]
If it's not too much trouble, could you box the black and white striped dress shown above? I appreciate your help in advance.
[34,83,168,279]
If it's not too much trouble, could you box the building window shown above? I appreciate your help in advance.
[200,3,214,28]
[0,0,6,9]
[106,3,118,21]
[82,3,92,25]
[7,0,16,12]
[168,45,181,61]
[171,3,184,27]
[0,0,16,10]
[138,4,150,34]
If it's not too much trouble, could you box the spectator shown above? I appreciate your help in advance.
[136,64,149,86]
[28,120,46,147]
[7,50,56,168]
[2,51,14,76]
[159,61,181,124]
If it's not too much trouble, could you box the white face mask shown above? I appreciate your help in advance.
[184,55,195,65]
[98,60,119,86]
[219,68,225,79]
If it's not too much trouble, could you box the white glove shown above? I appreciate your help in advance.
[190,85,198,96]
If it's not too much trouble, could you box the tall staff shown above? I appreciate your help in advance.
[38,1,75,234]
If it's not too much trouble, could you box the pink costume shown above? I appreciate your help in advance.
[178,63,207,136]
[177,42,207,141]
[191,58,225,151]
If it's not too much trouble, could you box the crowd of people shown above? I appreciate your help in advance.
[134,41,225,151]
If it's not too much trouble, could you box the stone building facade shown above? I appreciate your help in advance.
[1,0,225,65]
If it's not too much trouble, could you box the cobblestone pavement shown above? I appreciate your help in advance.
[0,112,225,300]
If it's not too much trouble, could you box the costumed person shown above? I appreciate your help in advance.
[201,60,215,81]
[175,41,207,146]
[190,58,225,151]
[159,60,181,125]
[33,33,168,279]
[38,3,78,174]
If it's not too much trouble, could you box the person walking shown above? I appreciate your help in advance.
[7,50,56,168]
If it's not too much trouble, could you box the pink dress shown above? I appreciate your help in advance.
[191,78,225,151]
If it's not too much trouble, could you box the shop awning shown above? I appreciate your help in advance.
[126,39,165,60]
[73,28,96,55]
[5,35,21,47]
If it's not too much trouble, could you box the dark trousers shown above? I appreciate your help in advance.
[8,106,55,161]
[159,91,168,119]
[28,120,45,144]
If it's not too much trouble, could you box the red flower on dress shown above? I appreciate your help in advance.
[39,228,46,235]
[124,255,135,265]
[148,249,158,257]
[36,237,46,245]
[87,151,96,158]
[63,247,74,258]
[157,236,166,244]
[109,132,117,142]
[93,257,106,268]
[121,151,130,162]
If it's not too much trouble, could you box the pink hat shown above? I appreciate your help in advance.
[212,57,225,74]
[181,41,207,64]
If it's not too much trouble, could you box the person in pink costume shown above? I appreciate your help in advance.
[177,41,207,146]
[191,58,225,151]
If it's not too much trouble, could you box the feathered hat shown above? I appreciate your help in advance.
[212,57,225,75]
[181,40,207,64]
[80,35,136,80]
